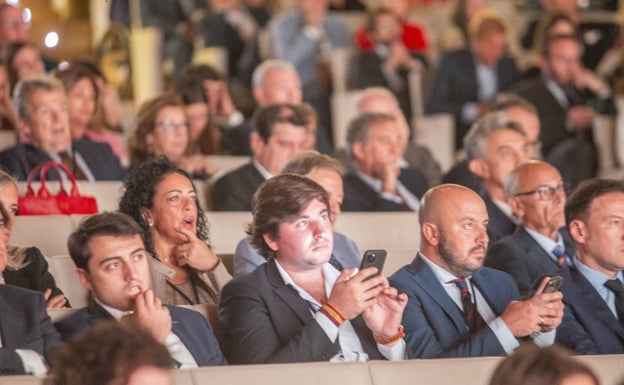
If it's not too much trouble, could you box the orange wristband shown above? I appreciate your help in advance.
[374,325,405,345]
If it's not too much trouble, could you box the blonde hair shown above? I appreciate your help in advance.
[0,168,27,270]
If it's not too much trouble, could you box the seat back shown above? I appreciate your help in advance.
[334,212,420,252]
[205,212,252,254]
[10,215,74,256]
[46,255,90,308]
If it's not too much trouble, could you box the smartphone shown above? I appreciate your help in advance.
[360,249,387,281]
[543,276,563,293]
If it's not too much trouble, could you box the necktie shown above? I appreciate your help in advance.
[552,245,569,267]
[604,279,624,327]
[449,278,479,332]
[59,151,87,180]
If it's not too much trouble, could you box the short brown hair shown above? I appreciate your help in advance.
[281,150,346,176]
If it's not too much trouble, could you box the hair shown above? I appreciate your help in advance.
[533,12,579,55]
[346,112,396,147]
[464,111,526,160]
[2,41,43,92]
[247,174,329,260]
[541,33,583,58]
[0,167,28,270]
[503,160,547,199]
[67,212,144,271]
[252,59,297,89]
[54,65,99,103]
[282,150,346,176]
[565,178,624,227]
[366,6,399,33]
[253,103,307,143]
[451,0,475,37]
[129,92,186,165]
[357,87,400,110]
[490,93,537,115]
[489,343,599,385]
[13,75,65,122]
[46,320,172,385]
[467,9,507,39]
[118,156,210,261]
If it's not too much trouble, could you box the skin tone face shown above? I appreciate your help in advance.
[147,106,189,162]
[543,38,581,86]
[145,173,198,246]
[373,13,402,44]
[570,192,624,278]
[76,234,151,311]
[67,77,96,139]
[255,68,302,105]
[472,31,507,67]
[306,167,344,222]
[125,366,171,385]
[252,122,307,175]
[12,45,44,81]
[263,198,333,272]
[357,93,410,155]
[352,120,402,178]
[0,6,27,45]
[509,163,566,240]
[21,89,71,153]
[184,102,209,142]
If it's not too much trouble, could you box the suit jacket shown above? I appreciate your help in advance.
[389,253,520,358]
[442,159,482,193]
[54,302,226,366]
[425,48,519,148]
[485,226,575,297]
[341,168,428,212]
[481,190,516,247]
[219,259,386,364]
[211,162,265,211]
[4,246,66,303]
[0,139,124,181]
[0,285,62,374]
[555,266,624,354]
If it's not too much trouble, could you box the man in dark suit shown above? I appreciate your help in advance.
[342,112,427,211]
[425,9,519,149]
[486,161,574,297]
[463,112,532,245]
[0,76,124,181]
[219,174,407,364]
[389,184,564,358]
[212,103,307,211]
[555,178,624,354]
[0,284,62,375]
[53,212,225,367]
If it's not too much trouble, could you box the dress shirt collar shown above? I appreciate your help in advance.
[252,158,273,180]
[574,257,624,297]
[491,198,520,225]
[95,298,132,320]
[355,170,420,211]
[523,226,564,261]
[274,259,339,307]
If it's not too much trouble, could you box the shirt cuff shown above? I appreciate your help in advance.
[531,329,556,347]
[15,349,47,377]
[380,191,403,204]
[377,338,407,361]
[490,317,519,354]
[315,310,339,342]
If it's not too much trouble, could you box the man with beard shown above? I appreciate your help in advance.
[389,184,564,358]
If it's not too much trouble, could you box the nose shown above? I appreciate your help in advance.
[475,225,489,248]
[122,261,139,281]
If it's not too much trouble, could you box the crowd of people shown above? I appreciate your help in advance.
[2,0,624,383]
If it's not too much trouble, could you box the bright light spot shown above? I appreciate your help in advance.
[44,32,59,48]
[58,61,69,70]
[22,8,31,24]
[6,0,19,6]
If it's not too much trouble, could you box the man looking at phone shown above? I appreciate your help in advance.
[389,184,564,358]
[219,174,408,364]
[555,178,624,354]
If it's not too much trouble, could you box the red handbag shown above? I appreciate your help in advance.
[18,161,98,215]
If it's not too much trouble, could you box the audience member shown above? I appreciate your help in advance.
[463,111,531,245]
[212,103,307,211]
[342,112,428,211]
[119,157,231,305]
[0,60,16,132]
[389,184,564,358]
[514,34,616,189]
[426,9,519,149]
[219,174,408,363]
[3,41,46,92]
[233,150,360,276]
[489,343,599,385]
[485,161,574,297]
[440,0,486,51]
[0,75,124,181]
[47,321,173,385]
[555,178,624,354]
[54,212,226,367]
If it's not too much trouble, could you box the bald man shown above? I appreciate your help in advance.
[389,184,564,358]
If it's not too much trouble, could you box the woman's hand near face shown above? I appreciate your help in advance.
[172,226,220,272]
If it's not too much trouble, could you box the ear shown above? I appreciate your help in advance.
[568,219,586,245]
[262,233,279,252]
[469,158,489,179]
[18,118,31,138]
[351,141,365,161]
[422,222,440,246]
[250,131,263,157]
[76,268,94,291]
[508,196,524,218]
[252,87,264,104]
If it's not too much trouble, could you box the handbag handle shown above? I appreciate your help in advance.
[24,161,63,197]
[39,161,82,197]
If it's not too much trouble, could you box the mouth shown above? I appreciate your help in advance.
[126,281,144,297]
[181,216,195,230]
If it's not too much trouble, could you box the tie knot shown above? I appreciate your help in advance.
[605,279,624,295]
[449,278,469,291]
[552,245,564,257]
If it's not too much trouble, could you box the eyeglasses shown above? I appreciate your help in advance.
[514,182,565,201]
[155,120,188,131]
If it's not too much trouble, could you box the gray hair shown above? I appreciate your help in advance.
[356,87,399,111]
[252,59,297,89]
[464,111,526,160]
[13,75,66,122]
[346,112,396,148]
[491,93,537,115]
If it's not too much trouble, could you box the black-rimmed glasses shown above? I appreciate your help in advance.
[514,182,565,201]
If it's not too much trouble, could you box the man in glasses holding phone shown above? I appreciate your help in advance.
[485,161,574,297]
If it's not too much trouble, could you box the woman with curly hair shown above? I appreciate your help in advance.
[119,156,231,305]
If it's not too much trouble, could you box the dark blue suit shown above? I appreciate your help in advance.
[485,226,575,297]
[555,267,624,354]
[54,303,226,366]
[481,190,516,247]
[0,285,62,374]
[389,253,520,358]
[0,139,124,181]
[211,162,265,211]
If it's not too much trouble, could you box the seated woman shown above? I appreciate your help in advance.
[129,92,216,180]
[0,169,67,308]
[3,41,46,93]
[118,156,231,305]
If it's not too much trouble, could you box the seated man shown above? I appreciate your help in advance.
[342,112,427,211]
[219,174,408,364]
[0,75,124,181]
[233,150,360,276]
[556,178,624,354]
[485,161,575,297]
[390,184,564,358]
[54,212,226,368]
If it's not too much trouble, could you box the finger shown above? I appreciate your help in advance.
[174,226,194,242]
[43,288,52,300]
[534,276,551,295]
[337,267,358,282]
[47,295,67,309]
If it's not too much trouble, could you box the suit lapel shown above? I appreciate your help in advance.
[265,260,314,323]
[515,227,559,271]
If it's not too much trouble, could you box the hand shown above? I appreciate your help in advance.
[573,67,608,95]
[203,80,236,118]
[43,289,67,309]
[500,277,564,336]
[567,105,595,132]
[326,267,386,320]
[388,41,413,70]
[172,226,220,272]
[363,284,408,345]
[374,161,400,194]
[125,289,171,342]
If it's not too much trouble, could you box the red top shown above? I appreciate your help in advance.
[355,22,429,52]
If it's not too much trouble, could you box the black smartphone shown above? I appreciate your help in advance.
[543,276,563,293]
[360,249,387,281]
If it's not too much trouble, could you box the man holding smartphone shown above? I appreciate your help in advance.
[219,174,408,364]
[390,184,564,358]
